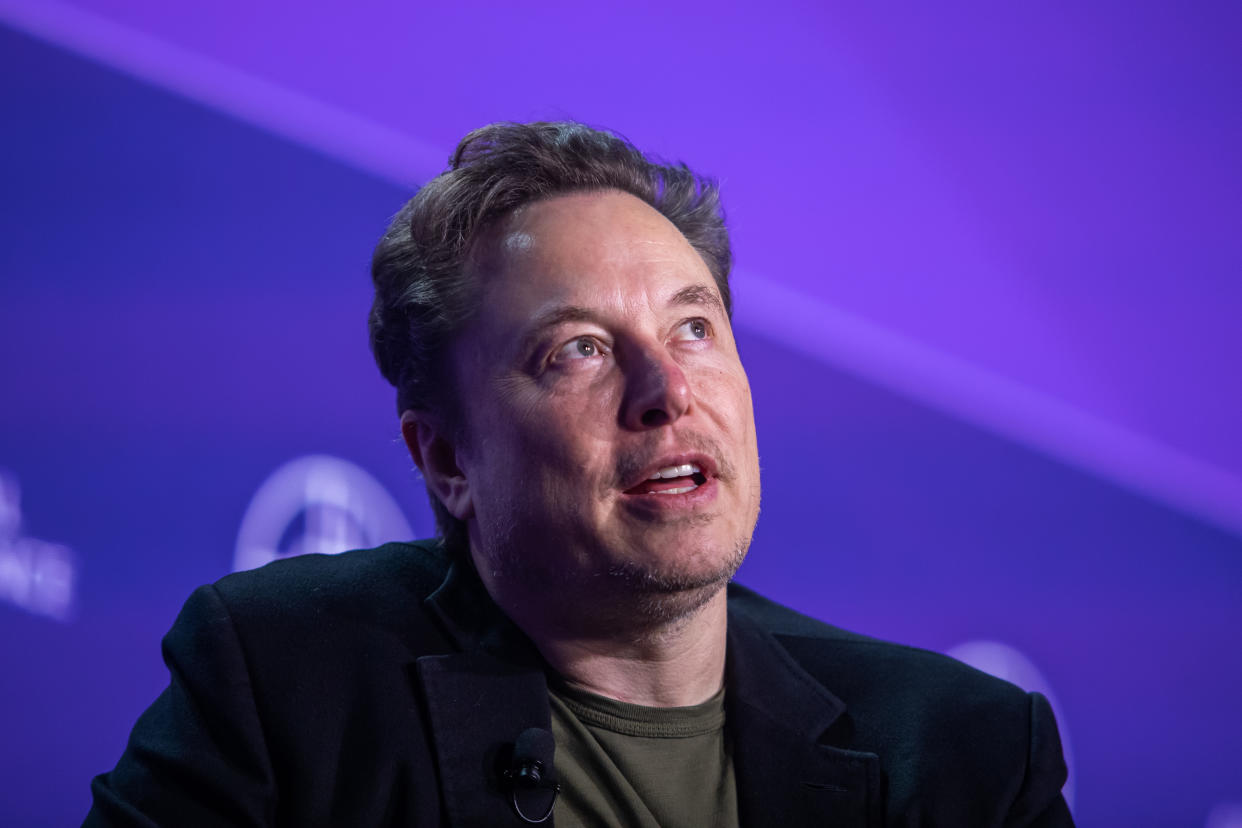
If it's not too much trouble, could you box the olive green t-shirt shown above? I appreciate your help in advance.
[548,681,739,828]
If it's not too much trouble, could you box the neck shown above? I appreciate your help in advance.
[479,564,731,708]
[538,590,729,707]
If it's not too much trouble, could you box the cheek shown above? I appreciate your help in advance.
[537,377,622,446]
[493,381,621,477]
[696,364,755,430]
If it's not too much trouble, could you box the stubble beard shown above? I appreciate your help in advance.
[602,533,751,629]
[479,511,754,638]
[474,444,761,636]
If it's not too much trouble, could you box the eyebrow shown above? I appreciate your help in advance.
[518,305,599,360]
[517,283,726,358]
[667,284,726,316]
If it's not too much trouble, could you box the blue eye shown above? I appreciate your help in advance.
[557,336,605,361]
[674,318,710,341]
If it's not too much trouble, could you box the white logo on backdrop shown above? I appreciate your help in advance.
[946,640,1075,809]
[0,469,77,622]
[234,455,414,573]
[1206,803,1242,828]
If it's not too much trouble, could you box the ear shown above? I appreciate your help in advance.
[400,409,474,521]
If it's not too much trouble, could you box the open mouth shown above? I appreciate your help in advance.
[623,463,709,496]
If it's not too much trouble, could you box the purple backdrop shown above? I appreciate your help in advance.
[2,2,1241,825]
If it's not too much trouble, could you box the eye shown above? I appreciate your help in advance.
[672,318,711,342]
[554,335,607,361]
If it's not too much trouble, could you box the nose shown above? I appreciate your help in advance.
[621,348,691,430]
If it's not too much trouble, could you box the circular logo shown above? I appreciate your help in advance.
[234,455,415,572]
[1207,803,1242,828]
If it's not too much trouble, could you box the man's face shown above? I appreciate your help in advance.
[446,190,761,618]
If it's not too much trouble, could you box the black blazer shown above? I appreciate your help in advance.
[86,541,1073,827]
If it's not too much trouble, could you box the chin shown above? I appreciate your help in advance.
[604,533,749,597]
[614,562,739,627]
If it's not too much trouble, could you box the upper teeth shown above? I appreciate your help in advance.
[649,463,701,480]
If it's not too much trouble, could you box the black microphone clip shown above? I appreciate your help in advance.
[502,727,561,824]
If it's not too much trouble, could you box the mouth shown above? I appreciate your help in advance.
[621,456,715,497]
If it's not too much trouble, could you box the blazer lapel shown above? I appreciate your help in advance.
[727,609,883,828]
[417,652,552,827]
[418,558,557,827]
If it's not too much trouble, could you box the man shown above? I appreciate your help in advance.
[86,122,1073,826]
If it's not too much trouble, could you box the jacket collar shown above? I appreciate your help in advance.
[423,553,545,666]
[418,556,552,826]
[418,558,882,826]
[726,602,884,827]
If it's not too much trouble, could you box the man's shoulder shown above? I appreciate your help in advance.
[726,588,1071,823]
[726,581,1029,711]
[205,539,453,632]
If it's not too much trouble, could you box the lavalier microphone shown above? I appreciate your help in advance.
[502,727,560,824]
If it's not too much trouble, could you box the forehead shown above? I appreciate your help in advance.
[475,189,717,308]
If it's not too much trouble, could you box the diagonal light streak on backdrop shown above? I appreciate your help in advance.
[736,274,1242,539]
[0,0,446,188]
[4,0,1241,540]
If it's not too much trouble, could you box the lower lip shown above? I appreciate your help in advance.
[620,476,719,514]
